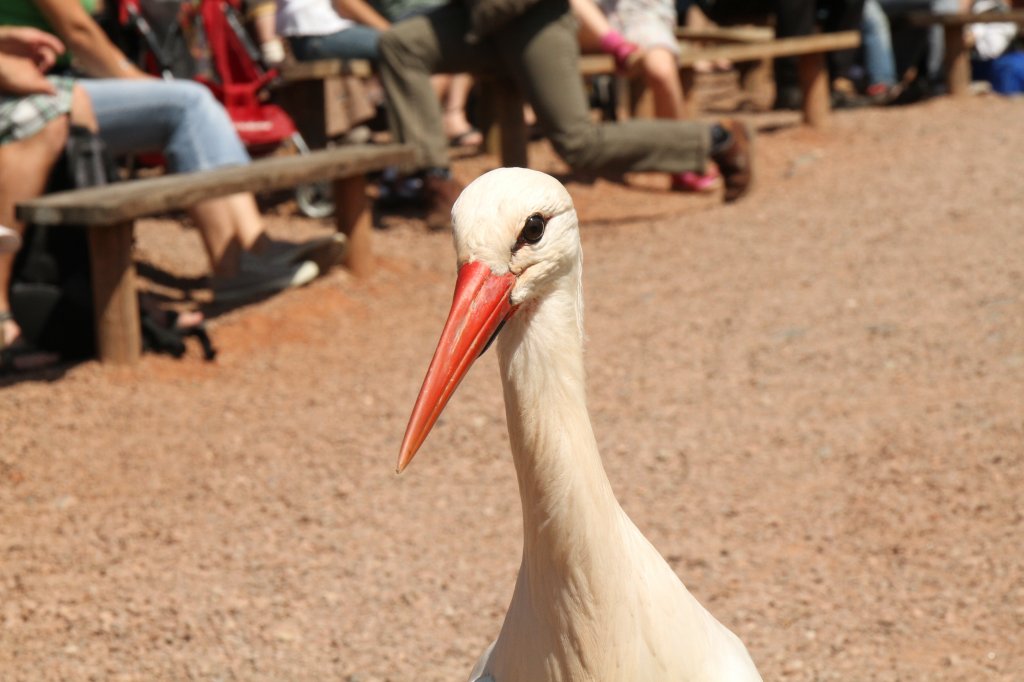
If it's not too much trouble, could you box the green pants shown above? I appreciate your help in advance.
[378,0,710,175]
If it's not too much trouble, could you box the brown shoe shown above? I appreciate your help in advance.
[422,173,464,231]
[712,119,755,203]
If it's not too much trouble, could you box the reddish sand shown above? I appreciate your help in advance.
[1,95,1022,681]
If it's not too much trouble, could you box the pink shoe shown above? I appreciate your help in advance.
[671,169,723,193]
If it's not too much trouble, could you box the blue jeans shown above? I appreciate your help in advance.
[861,0,896,86]
[288,25,381,62]
[79,79,250,172]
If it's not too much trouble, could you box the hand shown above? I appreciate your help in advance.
[0,26,66,72]
[0,53,57,95]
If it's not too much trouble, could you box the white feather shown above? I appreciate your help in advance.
[452,168,761,682]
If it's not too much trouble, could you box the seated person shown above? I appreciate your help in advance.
[2,0,329,303]
[376,0,755,231]
[571,0,723,192]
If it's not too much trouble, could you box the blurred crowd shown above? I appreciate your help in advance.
[1,0,1020,373]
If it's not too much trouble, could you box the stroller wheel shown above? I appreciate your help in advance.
[296,181,335,219]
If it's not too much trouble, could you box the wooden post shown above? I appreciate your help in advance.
[333,174,373,277]
[737,58,772,111]
[797,52,830,128]
[679,68,698,118]
[87,221,141,365]
[495,81,528,168]
[943,24,970,97]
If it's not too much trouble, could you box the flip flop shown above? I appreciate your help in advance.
[448,128,483,149]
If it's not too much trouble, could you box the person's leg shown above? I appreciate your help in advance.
[289,24,382,61]
[441,73,482,145]
[642,46,688,119]
[189,193,265,277]
[79,79,291,275]
[861,0,898,89]
[773,0,817,107]
[0,115,68,366]
[498,1,710,175]
[0,82,97,356]
[377,4,497,172]
[821,0,867,81]
[79,79,250,173]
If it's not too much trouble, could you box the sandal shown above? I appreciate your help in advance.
[448,127,483,149]
[0,311,59,374]
[137,300,217,361]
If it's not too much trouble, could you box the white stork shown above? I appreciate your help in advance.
[398,168,762,682]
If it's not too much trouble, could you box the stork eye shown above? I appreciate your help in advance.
[518,213,547,246]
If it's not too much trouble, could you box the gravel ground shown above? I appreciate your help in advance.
[1,95,1022,681]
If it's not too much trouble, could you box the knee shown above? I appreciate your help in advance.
[69,84,98,132]
[37,115,70,160]
[643,49,680,87]
[547,127,599,171]
[173,80,224,117]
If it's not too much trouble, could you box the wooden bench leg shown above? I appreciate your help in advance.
[87,221,141,365]
[737,58,772,112]
[333,174,374,277]
[943,25,970,97]
[797,52,830,128]
[480,78,529,168]
[679,68,698,119]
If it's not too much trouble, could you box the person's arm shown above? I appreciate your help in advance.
[31,0,151,78]
[0,53,57,95]
[570,0,614,41]
[0,26,65,71]
[332,0,390,30]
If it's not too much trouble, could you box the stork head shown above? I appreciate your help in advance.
[397,168,580,472]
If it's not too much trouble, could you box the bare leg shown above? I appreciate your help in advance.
[442,73,481,144]
[643,47,687,120]
[189,192,264,277]
[0,116,68,362]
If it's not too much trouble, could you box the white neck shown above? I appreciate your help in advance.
[493,268,629,674]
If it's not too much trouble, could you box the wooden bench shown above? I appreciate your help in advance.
[16,144,416,366]
[908,9,1024,96]
[274,59,376,148]
[483,31,861,168]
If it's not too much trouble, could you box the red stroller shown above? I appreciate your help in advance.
[116,0,333,217]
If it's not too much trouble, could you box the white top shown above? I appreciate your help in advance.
[275,0,353,37]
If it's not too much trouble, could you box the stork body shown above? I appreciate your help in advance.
[398,168,761,682]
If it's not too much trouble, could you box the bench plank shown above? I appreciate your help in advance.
[578,30,861,75]
[906,11,1024,96]
[907,9,1024,27]
[18,144,416,226]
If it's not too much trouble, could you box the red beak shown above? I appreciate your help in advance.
[397,261,517,473]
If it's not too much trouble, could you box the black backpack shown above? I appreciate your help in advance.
[10,126,216,361]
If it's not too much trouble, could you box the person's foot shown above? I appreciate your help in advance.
[670,167,723,193]
[711,119,755,203]
[250,233,347,270]
[212,256,319,303]
[422,172,464,232]
[0,311,59,373]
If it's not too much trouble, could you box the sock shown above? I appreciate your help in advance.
[709,124,733,155]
